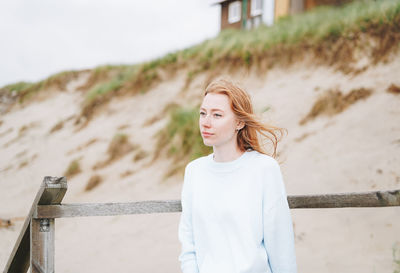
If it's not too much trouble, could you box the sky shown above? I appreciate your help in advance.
[0,0,220,87]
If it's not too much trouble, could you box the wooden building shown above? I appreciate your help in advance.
[212,0,352,31]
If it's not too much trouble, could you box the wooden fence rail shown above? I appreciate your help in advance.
[3,176,400,273]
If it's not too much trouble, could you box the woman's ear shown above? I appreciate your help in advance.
[236,121,245,131]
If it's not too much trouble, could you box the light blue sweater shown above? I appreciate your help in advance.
[178,150,297,273]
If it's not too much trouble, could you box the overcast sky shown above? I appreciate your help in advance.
[0,0,220,87]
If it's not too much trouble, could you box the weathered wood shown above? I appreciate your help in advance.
[34,200,182,218]
[3,176,67,273]
[30,219,55,273]
[288,189,400,208]
[34,189,400,219]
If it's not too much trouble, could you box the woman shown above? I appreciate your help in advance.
[178,78,297,273]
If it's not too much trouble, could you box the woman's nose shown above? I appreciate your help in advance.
[200,115,211,127]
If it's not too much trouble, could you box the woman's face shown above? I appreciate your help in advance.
[199,93,241,149]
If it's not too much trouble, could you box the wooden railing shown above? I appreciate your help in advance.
[3,176,400,273]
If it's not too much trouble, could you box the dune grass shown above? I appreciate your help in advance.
[84,66,137,101]
[2,81,34,94]
[77,63,163,122]
[79,0,400,122]
[179,0,400,72]
[1,70,81,103]
[93,133,138,170]
[299,87,373,125]
[1,0,399,121]
[182,1,399,57]
[64,159,82,178]
[153,105,213,178]
[107,133,137,162]
[85,175,102,191]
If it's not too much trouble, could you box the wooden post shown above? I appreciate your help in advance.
[30,176,67,273]
[30,218,55,273]
[3,176,67,273]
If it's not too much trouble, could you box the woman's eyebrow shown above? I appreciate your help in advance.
[200,107,224,112]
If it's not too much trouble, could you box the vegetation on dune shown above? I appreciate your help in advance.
[85,174,102,191]
[79,0,400,175]
[64,159,82,178]
[180,0,400,75]
[133,149,149,162]
[387,83,400,94]
[2,81,33,95]
[107,133,137,162]
[1,0,399,122]
[75,0,400,123]
[49,120,64,134]
[77,65,128,92]
[18,160,29,169]
[299,87,372,125]
[78,67,135,123]
[153,105,212,178]
[76,62,167,123]
[93,133,138,170]
[0,70,82,104]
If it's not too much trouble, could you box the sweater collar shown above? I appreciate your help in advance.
[206,149,253,173]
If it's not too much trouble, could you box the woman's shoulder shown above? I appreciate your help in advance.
[248,150,280,168]
[185,153,212,171]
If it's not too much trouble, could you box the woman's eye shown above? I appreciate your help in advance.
[199,112,206,116]
[214,113,222,118]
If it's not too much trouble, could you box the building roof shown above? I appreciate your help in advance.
[211,0,233,6]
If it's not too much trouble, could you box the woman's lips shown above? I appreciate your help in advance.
[202,132,213,138]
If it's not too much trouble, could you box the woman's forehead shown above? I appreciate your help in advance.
[201,93,230,110]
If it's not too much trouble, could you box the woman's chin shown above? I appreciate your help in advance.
[202,140,214,147]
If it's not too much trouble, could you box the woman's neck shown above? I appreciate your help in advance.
[213,145,245,162]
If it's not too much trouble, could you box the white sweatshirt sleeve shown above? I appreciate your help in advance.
[178,164,199,273]
[262,160,297,273]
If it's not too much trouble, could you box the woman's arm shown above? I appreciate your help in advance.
[263,159,297,273]
[178,164,199,273]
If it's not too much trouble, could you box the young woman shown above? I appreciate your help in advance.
[178,78,297,273]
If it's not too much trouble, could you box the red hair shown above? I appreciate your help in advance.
[204,78,286,158]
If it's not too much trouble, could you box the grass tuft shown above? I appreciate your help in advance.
[153,105,212,178]
[93,133,138,170]
[64,159,82,177]
[1,70,81,104]
[133,149,149,162]
[300,87,372,125]
[387,83,400,94]
[107,133,137,162]
[49,120,64,134]
[85,175,102,191]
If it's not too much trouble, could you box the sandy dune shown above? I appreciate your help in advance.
[0,53,400,272]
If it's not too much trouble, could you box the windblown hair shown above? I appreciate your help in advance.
[204,78,287,158]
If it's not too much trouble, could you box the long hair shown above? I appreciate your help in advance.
[204,78,287,158]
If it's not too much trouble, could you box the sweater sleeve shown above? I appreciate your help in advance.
[262,159,297,273]
[178,164,199,273]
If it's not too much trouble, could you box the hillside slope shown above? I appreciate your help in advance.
[1,53,399,272]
